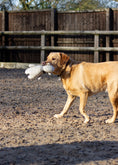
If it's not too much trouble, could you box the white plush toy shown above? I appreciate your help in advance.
[25,63,54,80]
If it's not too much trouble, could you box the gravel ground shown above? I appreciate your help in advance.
[0,69,118,165]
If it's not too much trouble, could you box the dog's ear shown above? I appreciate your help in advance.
[60,53,70,66]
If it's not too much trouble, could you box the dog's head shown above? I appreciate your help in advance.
[45,52,70,75]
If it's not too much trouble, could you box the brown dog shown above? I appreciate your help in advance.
[45,52,118,123]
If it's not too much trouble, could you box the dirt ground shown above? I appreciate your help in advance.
[0,69,118,165]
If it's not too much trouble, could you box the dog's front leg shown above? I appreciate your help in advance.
[79,92,89,123]
[54,94,76,118]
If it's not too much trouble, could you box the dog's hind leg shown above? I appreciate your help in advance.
[106,84,118,123]
[54,94,76,118]
[79,92,89,123]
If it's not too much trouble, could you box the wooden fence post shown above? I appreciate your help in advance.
[2,10,6,46]
[94,34,99,63]
[51,8,57,46]
[1,10,7,61]
[41,34,45,62]
[106,8,112,61]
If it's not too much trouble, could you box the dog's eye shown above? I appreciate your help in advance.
[52,58,56,61]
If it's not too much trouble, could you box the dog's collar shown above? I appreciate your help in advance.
[59,59,70,77]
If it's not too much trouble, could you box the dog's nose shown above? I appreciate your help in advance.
[42,61,46,65]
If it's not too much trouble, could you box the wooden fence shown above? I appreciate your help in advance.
[0,30,118,63]
[0,8,118,63]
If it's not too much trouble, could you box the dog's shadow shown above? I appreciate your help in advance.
[0,141,118,164]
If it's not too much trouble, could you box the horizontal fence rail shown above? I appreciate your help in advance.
[1,30,118,35]
[0,30,118,62]
[0,46,118,52]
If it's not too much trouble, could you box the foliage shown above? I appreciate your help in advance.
[0,0,118,11]
[19,0,52,10]
[18,0,118,11]
[0,0,15,10]
[71,0,105,11]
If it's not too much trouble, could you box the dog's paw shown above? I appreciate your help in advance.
[84,119,89,124]
[105,118,114,124]
[84,116,90,124]
[54,114,63,118]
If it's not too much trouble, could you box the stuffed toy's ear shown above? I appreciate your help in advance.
[60,52,70,66]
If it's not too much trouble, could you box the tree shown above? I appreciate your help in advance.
[19,0,52,10]
[0,0,15,10]
[18,0,118,11]
[69,0,105,11]
[0,0,118,11]
[113,0,118,2]
[108,0,118,8]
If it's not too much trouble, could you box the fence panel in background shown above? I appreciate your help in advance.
[0,8,118,63]
[0,10,53,63]
[8,10,52,63]
[57,9,108,62]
